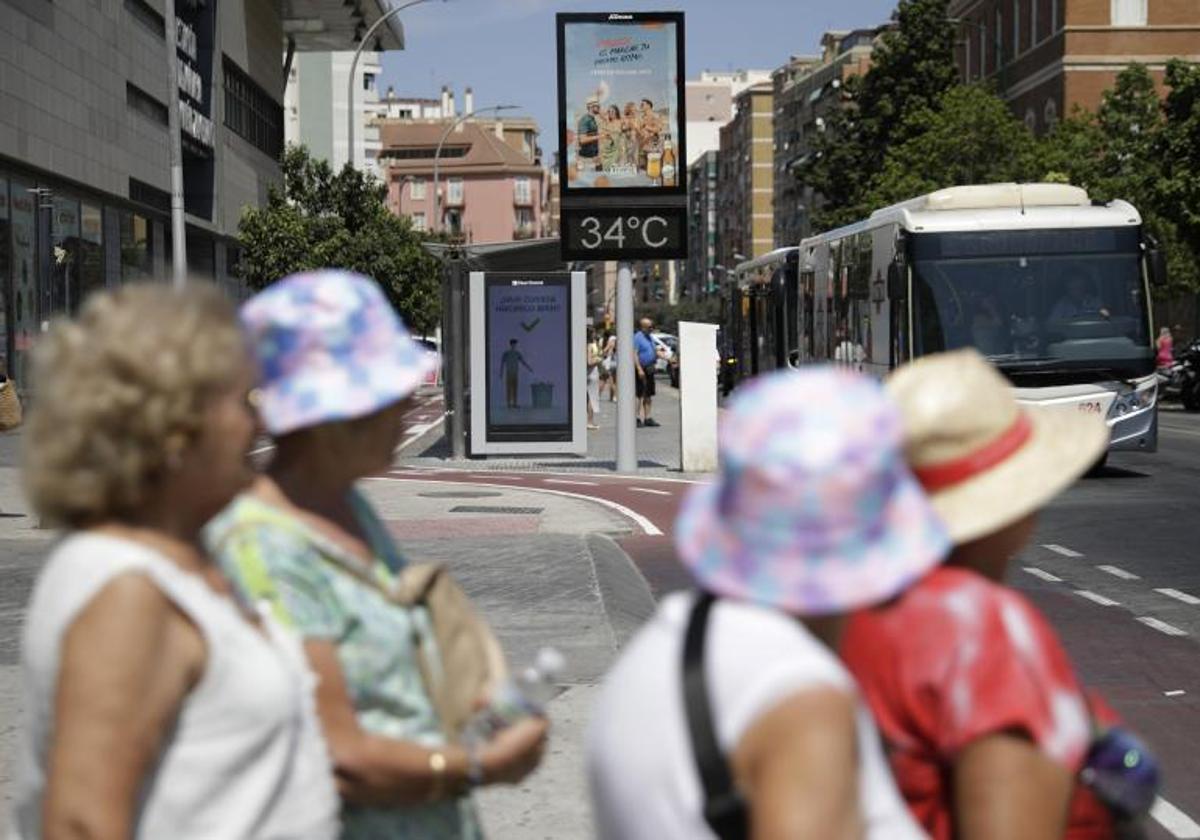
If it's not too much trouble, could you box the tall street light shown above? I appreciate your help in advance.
[346,0,445,171]
[432,104,519,233]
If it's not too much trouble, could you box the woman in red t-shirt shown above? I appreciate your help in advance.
[842,349,1119,840]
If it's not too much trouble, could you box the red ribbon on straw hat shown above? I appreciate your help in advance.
[912,411,1034,492]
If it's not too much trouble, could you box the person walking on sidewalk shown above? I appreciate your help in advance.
[842,349,1157,840]
[600,330,618,402]
[586,326,601,430]
[634,317,665,427]
[588,367,946,840]
[207,271,547,840]
[12,284,339,840]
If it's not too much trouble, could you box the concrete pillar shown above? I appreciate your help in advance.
[678,321,719,472]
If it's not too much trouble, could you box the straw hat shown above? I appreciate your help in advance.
[674,367,949,616]
[886,349,1109,544]
[240,270,437,436]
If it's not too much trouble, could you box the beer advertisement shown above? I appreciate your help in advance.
[557,12,685,195]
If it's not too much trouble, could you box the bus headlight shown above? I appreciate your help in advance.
[1108,384,1156,419]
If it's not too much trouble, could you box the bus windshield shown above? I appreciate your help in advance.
[910,227,1153,380]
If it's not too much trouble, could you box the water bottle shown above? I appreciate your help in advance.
[463,647,565,744]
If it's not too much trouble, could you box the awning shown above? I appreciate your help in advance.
[422,238,569,272]
[282,0,406,52]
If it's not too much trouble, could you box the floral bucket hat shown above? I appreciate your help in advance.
[240,270,437,436]
[675,367,950,616]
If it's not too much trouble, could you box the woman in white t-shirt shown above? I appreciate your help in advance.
[587,367,950,839]
[11,285,339,840]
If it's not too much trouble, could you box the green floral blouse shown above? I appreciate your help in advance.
[206,491,483,840]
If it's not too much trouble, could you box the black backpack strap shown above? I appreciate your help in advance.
[682,592,749,840]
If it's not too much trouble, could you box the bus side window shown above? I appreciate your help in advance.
[800,270,815,362]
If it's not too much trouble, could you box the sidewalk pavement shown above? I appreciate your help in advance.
[362,477,656,837]
[401,377,707,478]
[0,436,664,838]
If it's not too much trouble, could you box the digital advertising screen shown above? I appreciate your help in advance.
[557,12,685,195]
[485,274,573,441]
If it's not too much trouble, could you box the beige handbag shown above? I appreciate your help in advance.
[0,380,23,431]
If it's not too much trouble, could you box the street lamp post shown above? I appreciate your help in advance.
[432,105,519,234]
[346,0,444,171]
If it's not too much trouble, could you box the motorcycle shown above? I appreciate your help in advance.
[1157,338,1200,411]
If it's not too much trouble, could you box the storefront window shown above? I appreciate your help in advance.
[120,210,153,282]
[52,195,80,316]
[80,203,105,306]
[0,178,11,379]
[9,179,38,388]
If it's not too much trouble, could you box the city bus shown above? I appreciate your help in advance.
[726,183,1162,454]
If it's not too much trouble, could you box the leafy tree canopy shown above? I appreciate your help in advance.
[237,145,442,334]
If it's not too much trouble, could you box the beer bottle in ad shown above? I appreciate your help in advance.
[661,134,677,187]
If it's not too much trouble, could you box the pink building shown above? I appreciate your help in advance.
[380,116,546,243]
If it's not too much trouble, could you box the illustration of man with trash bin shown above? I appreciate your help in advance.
[500,338,535,409]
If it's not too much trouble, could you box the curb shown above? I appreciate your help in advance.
[585,533,657,650]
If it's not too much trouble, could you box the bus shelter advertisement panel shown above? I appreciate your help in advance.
[486,276,572,440]
[560,13,683,192]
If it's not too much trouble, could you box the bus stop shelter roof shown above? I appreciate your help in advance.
[421,238,569,272]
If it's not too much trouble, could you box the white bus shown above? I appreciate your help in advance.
[726,183,1162,454]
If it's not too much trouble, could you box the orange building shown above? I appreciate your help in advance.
[950,0,1200,133]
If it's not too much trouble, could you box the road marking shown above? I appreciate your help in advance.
[1043,544,1083,557]
[1138,617,1189,637]
[368,476,664,536]
[1157,588,1200,606]
[1152,797,1200,838]
[543,479,600,487]
[1075,590,1120,606]
[1023,567,1063,582]
[1165,690,1187,697]
[630,487,673,496]
[1097,565,1141,580]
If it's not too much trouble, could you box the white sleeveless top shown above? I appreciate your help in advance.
[588,592,926,840]
[9,532,340,840]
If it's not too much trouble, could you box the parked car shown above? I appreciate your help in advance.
[651,333,676,376]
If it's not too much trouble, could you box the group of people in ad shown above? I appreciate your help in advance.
[9,268,1157,839]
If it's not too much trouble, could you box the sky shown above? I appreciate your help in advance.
[378,0,899,154]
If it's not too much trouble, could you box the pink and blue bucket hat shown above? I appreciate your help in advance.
[240,270,437,436]
[675,367,950,616]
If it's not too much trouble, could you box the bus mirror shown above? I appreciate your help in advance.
[887,263,905,299]
[1149,248,1167,289]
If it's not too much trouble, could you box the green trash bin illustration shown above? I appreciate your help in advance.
[531,381,554,409]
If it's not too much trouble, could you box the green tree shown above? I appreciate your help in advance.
[1036,62,1200,295]
[237,145,442,333]
[1158,59,1200,292]
[802,0,959,229]
[864,85,1041,209]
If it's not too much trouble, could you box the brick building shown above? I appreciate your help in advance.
[949,0,1200,133]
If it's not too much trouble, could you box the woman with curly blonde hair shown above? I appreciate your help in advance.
[11,283,339,840]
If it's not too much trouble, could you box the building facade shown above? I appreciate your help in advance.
[773,29,879,247]
[685,150,718,300]
[284,50,383,173]
[0,0,394,388]
[684,69,773,166]
[716,83,775,274]
[380,104,546,243]
[949,0,1200,134]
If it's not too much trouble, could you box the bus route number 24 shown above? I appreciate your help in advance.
[578,214,670,250]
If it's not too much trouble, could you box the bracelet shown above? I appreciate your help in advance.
[428,750,447,802]
[466,743,485,789]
